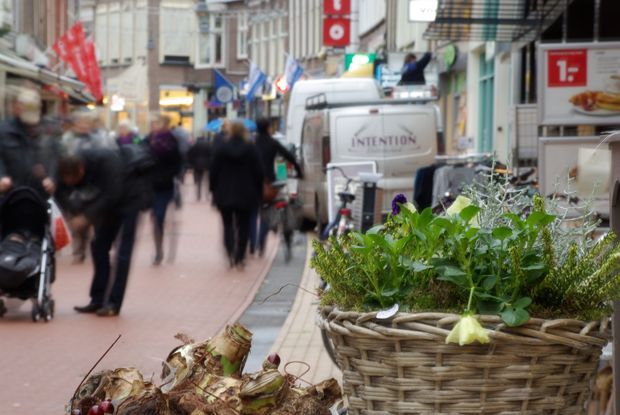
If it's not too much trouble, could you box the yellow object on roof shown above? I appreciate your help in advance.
[341,63,374,78]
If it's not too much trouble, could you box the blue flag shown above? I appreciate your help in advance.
[284,55,304,89]
[246,61,266,101]
[214,69,235,104]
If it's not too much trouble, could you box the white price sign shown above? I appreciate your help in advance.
[409,0,438,22]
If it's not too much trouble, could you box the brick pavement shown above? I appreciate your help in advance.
[0,185,277,415]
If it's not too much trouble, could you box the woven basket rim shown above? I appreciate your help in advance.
[319,305,612,347]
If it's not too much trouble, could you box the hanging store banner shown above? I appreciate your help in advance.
[324,0,350,15]
[323,17,350,48]
[52,22,104,101]
[538,42,620,125]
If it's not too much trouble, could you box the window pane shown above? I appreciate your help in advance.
[215,33,222,64]
[199,33,211,64]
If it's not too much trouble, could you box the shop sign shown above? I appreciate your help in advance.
[324,0,350,15]
[408,0,437,22]
[538,42,620,125]
[323,17,350,48]
[345,53,375,71]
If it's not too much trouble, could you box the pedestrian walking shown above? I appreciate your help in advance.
[145,114,182,265]
[116,120,141,146]
[57,146,145,316]
[0,87,57,197]
[187,136,211,201]
[209,121,264,268]
[62,108,114,154]
[61,108,112,263]
[253,118,303,256]
[211,118,231,151]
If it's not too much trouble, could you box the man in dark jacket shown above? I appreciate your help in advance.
[399,52,432,85]
[57,148,143,316]
[0,88,56,196]
[187,136,212,201]
[253,118,303,255]
[210,121,264,268]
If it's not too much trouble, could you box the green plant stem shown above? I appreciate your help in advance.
[466,286,475,312]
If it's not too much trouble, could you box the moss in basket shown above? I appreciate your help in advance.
[312,177,620,328]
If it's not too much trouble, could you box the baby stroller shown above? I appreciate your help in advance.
[0,187,55,322]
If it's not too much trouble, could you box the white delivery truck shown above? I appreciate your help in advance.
[299,94,440,223]
[286,78,383,149]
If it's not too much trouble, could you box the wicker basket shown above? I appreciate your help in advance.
[319,306,611,415]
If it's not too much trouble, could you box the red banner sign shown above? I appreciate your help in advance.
[52,22,103,101]
[323,17,350,48]
[324,0,350,15]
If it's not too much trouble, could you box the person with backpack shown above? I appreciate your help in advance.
[57,146,147,316]
[145,114,182,265]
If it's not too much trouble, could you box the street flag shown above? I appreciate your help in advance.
[246,61,266,101]
[214,69,235,104]
[52,22,104,101]
[284,55,304,89]
[84,40,103,101]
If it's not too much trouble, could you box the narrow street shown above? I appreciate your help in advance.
[0,183,278,415]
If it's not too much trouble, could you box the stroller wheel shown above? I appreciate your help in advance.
[43,299,54,322]
[31,303,41,322]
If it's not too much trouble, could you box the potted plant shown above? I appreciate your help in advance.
[313,175,616,414]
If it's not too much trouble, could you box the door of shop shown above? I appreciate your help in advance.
[478,53,495,153]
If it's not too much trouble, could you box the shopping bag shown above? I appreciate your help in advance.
[50,198,72,251]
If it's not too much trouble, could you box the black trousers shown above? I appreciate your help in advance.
[90,211,139,310]
[220,208,252,265]
[193,169,206,200]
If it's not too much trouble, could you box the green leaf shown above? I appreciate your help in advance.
[419,207,434,227]
[381,288,399,297]
[435,266,468,286]
[492,226,512,241]
[504,213,525,230]
[513,297,532,309]
[431,217,454,232]
[478,300,503,314]
[482,275,498,291]
[459,205,481,223]
[500,307,530,327]
[526,211,555,227]
[522,263,546,281]
[465,228,479,239]
[366,225,383,235]
[405,260,432,273]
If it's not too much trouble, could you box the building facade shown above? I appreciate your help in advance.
[86,0,249,136]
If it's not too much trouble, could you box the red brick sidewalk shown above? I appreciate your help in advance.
[0,187,277,415]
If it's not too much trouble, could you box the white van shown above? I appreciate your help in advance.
[299,96,439,222]
[286,78,383,149]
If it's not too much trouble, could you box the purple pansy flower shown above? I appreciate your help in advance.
[391,193,408,215]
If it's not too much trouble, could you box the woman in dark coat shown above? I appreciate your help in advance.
[145,114,182,265]
[209,121,263,268]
